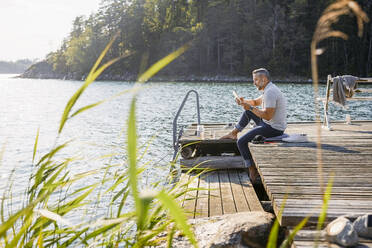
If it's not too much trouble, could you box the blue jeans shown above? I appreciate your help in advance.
[235,111,283,167]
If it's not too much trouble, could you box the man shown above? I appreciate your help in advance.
[221,68,287,181]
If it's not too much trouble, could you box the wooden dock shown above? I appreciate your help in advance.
[178,121,372,247]
[249,121,372,227]
[180,169,263,219]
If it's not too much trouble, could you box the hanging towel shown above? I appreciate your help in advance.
[332,75,358,106]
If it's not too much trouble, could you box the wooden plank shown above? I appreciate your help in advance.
[208,170,223,217]
[292,230,372,248]
[178,173,190,208]
[238,170,264,211]
[256,172,372,177]
[260,167,372,172]
[250,146,372,154]
[183,173,199,218]
[265,186,372,195]
[272,193,372,199]
[250,153,372,160]
[195,174,209,218]
[265,182,372,187]
[218,170,236,214]
[228,169,250,212]
[180,156,245,169]
[258,162,372,167]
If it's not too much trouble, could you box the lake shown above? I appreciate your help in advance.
[0,74,371,218]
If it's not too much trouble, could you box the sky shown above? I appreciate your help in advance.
[0,0,101,61]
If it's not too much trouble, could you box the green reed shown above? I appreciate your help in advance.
[0,32,197,247]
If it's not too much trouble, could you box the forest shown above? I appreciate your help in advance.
[23,0,372,81]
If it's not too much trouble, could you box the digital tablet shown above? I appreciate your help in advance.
[232,90,239,99]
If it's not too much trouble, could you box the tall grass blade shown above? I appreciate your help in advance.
[0,189,51,241]
[167,225,176,248]
[70,87,134,118]
[36,141,70,166]
[58,35,130,133]
[156,190,198,248]
[70,101,104,118]
[7,213,34,247]
[37,232,43,248]
[137,42,191,84]
[315,175,334,248]
[36,209,73,227]
[127,98,142,229]
[279,215,310,248]
[59,228,88,248]
[267,196,287,248]
[86,31,120,83]
[33,127,40,164]
[134,221,171,248]
[56,185,96,215]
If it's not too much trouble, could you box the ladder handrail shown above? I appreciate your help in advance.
[172,90,201,160]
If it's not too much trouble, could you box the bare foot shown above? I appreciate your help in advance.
[249,166,259,182]
[220,132,237,140]
[220,129,239,140]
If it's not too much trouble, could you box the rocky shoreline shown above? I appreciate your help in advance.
[19,72,324,84]
[19,61,324,83]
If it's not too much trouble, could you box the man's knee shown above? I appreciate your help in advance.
[237,137,248,149]
[244,110,255,118]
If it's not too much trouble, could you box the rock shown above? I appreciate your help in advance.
[156,211,277,248]
[326,217,359,247]
[353,214,372,239]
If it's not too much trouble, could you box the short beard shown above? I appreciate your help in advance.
[257,80,265,90]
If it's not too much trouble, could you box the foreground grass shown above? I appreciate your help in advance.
[0,34,196,247]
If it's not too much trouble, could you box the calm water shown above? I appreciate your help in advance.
[0,74,371,216]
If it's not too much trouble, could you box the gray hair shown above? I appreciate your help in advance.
[252,68,270,80]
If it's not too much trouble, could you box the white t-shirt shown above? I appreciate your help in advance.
[261,82,287,131]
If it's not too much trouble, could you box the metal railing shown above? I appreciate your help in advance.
[172,90,201,160]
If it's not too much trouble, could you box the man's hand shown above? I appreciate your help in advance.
[235,97,244,105]
[241,102,252,111]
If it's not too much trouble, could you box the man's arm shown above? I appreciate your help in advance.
[241,102,275,121]
[245,89,277,121]
[237,96,262,106]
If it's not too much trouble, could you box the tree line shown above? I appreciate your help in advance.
[24,0,372,81]
[0,59,34,74]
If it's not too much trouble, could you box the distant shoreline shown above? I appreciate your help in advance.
[18,72,328,84]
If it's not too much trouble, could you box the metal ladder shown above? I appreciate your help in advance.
[172,90,201,160]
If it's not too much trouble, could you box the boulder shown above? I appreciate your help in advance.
[156,211,276,248]
[353,214,372,239]
[326,217,359,247]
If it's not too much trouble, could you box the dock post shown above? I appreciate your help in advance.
[323,74,332,130]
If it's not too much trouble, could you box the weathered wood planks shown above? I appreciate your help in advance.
[180,156,245,169]
[179,169,263,219]
[249,121,372,227]
[291,230,372,248]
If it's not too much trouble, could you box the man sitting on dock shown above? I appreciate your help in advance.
[221,68,287,181]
